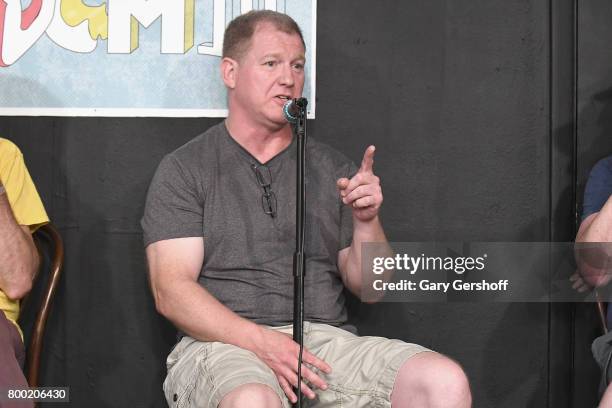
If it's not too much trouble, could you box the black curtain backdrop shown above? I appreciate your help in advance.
[2,1,612,407]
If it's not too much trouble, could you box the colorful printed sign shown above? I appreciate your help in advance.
[0,0,316,117]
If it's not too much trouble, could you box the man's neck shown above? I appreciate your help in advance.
[225,115,293,164]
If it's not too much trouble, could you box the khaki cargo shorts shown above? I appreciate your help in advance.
[163,322,430,407]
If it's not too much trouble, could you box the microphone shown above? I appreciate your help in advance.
[283,97,308,124]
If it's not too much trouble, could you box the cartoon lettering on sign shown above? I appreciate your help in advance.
[0,0,281,66]
[107,0,195,54]
[0,0,54,66]
[46,0,106,53]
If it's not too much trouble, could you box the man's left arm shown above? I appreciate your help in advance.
[576,194,612,243]
[574,194,612,288]
[337,146,393,299]
[573,158,612,288]
[0,182,39,300]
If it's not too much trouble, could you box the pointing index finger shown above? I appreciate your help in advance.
[359,145,375,174]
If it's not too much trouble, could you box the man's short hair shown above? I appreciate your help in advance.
[222,10,306,61]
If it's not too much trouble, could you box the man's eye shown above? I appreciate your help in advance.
[264,61,276,67]
[293,63,305,70]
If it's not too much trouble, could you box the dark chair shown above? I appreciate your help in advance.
[22,223,64,387]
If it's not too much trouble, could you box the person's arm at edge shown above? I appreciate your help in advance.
[0,182,39,300]
[577,195,612,243]
[575,195,612,287]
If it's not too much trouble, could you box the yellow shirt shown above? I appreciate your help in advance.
[0,138,49,339]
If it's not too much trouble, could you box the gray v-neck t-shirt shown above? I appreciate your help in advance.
[142,122,357,329]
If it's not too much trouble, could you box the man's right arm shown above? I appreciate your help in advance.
[146,237,330,403]
[147,236,262,345]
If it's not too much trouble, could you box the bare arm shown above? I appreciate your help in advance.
[337,146,393,300]
[146,237,331,402]
[0,183,39,300]
[338,216,391,298]
[576,195,612,243]
[575,195,612,287]
[147,237,268,347]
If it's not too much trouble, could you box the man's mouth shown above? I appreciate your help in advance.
[276,95,291,101]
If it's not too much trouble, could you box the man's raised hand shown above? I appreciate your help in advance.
[337,145,383,222]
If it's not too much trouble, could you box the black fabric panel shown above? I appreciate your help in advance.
[319,1,551,407]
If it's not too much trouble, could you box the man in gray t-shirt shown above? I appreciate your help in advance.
[143,121,357,331]
[143,10,470,408]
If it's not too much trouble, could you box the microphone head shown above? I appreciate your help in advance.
[283,99,299,124]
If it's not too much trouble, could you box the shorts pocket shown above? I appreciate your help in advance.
[164,368,198,407]
[164,338,208,407]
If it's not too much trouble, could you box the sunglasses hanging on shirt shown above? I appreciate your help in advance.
[251,163,277,218]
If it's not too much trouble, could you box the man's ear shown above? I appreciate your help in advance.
[221,57,238,89]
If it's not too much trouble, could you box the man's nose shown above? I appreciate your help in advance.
[278,63,295,87]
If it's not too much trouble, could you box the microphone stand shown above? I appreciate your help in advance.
[292,98,307,408]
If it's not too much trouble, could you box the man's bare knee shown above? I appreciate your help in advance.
[392,352,471,408]
[218,383,283,408]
